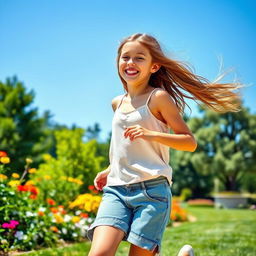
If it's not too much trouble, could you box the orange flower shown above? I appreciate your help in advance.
[0,174,8,180]
[12,173,20,179]
[50,226,58,232]
[28,168,37,174]
[54,214,64,223]
[50,207,58,214]
[29,194,37,199]
[38,211,45,216]
[47,198,56,205]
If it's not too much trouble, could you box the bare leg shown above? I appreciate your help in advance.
[88,226,125,256]
[129,243,158,256]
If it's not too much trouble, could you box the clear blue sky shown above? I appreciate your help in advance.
[1,0,255,140]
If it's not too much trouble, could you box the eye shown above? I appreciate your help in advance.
[121,56,129,60]
[136,57,144,60]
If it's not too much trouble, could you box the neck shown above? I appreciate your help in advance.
[126,82,152,99]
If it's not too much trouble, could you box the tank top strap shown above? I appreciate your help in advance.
[116,94,127,109]
[145,87,162,106]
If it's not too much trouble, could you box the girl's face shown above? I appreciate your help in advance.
[119,41,158,87]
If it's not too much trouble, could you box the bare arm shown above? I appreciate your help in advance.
[124,90,197,152]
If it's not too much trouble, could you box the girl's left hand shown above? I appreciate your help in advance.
[124,125,154,141]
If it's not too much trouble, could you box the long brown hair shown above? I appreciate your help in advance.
[116,33,242,113]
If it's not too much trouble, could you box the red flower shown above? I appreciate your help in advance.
[0,151,7,157]
[17,185,39,199]
[88,185,95,191]
[80,213,89,218]
[17,185,29,192]
[47,198,56,205]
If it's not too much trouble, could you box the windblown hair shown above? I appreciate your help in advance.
[116,33,242,113]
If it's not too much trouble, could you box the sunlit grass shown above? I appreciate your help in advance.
[18,206,256,256]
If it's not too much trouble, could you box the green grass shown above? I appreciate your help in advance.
[16,206,256,256]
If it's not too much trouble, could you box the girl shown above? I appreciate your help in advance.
[87,33,241,256]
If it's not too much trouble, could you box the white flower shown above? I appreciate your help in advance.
[75,210,81,215]
[26,211,33,217]
[61,228,67,235]
[80,218,87,225]
[23,235,28,241]
[14,231,24,240]
[64,215,72,222]
[39,207,46,212]
[87,217,93,223]
[1,239,8,244]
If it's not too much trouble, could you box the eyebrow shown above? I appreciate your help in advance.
[122,51,146,56]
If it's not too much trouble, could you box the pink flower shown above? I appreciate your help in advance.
[2,223,10,228]
[2,220,19,229]
[10,220,19,226]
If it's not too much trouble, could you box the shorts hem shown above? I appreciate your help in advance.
[127,230,160,254]
[86,217,129,241]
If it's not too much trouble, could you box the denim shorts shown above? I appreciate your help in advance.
[87,176,172,254]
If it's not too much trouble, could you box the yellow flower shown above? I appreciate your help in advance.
[73,178,83,185]
[69,193,102,213]
[53,214,64,223]
[8,180,20,187]
[67,177,74,182]
[71,216,80,223]
[1,157,10,164]
[28,168,37,174]
[60,176,67,180]
[26,158,33,164]
[25,180,35,186]
[43,154,52,161]
[12,173,20,179]
[0,174,8,181]
[44,175,51,180]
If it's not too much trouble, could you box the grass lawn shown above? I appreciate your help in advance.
[17,206,256,256]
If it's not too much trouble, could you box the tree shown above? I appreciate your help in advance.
[0,76,53,174]
[187,105,256,192]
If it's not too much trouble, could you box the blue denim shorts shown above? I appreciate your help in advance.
[87,176,172,254]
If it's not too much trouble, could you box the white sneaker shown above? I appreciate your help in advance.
[177,244,195,256]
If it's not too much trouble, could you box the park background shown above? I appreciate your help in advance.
[0,0,256,255]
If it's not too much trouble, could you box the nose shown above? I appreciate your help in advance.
[127,58,135,65]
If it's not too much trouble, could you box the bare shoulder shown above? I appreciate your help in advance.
[152,89,177,111]
[112,94,125,112]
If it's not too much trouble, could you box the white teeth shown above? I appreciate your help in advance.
[126,70,138,74]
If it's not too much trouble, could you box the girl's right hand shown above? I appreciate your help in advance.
[94,168,110,191]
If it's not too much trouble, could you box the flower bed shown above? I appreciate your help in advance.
[0,151,101,254]
[187,198,214,207]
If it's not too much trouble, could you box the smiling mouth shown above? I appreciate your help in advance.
[125,70,139,76]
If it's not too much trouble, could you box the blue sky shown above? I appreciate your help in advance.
[1,0,255,140]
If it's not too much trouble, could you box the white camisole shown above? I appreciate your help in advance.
[106,88,173,186]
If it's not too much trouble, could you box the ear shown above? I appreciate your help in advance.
[151,63,161,73]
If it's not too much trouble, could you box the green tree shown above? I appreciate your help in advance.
[186,106,256,192]
[0,76,53,174]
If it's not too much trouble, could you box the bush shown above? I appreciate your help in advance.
[180,188,192,202]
